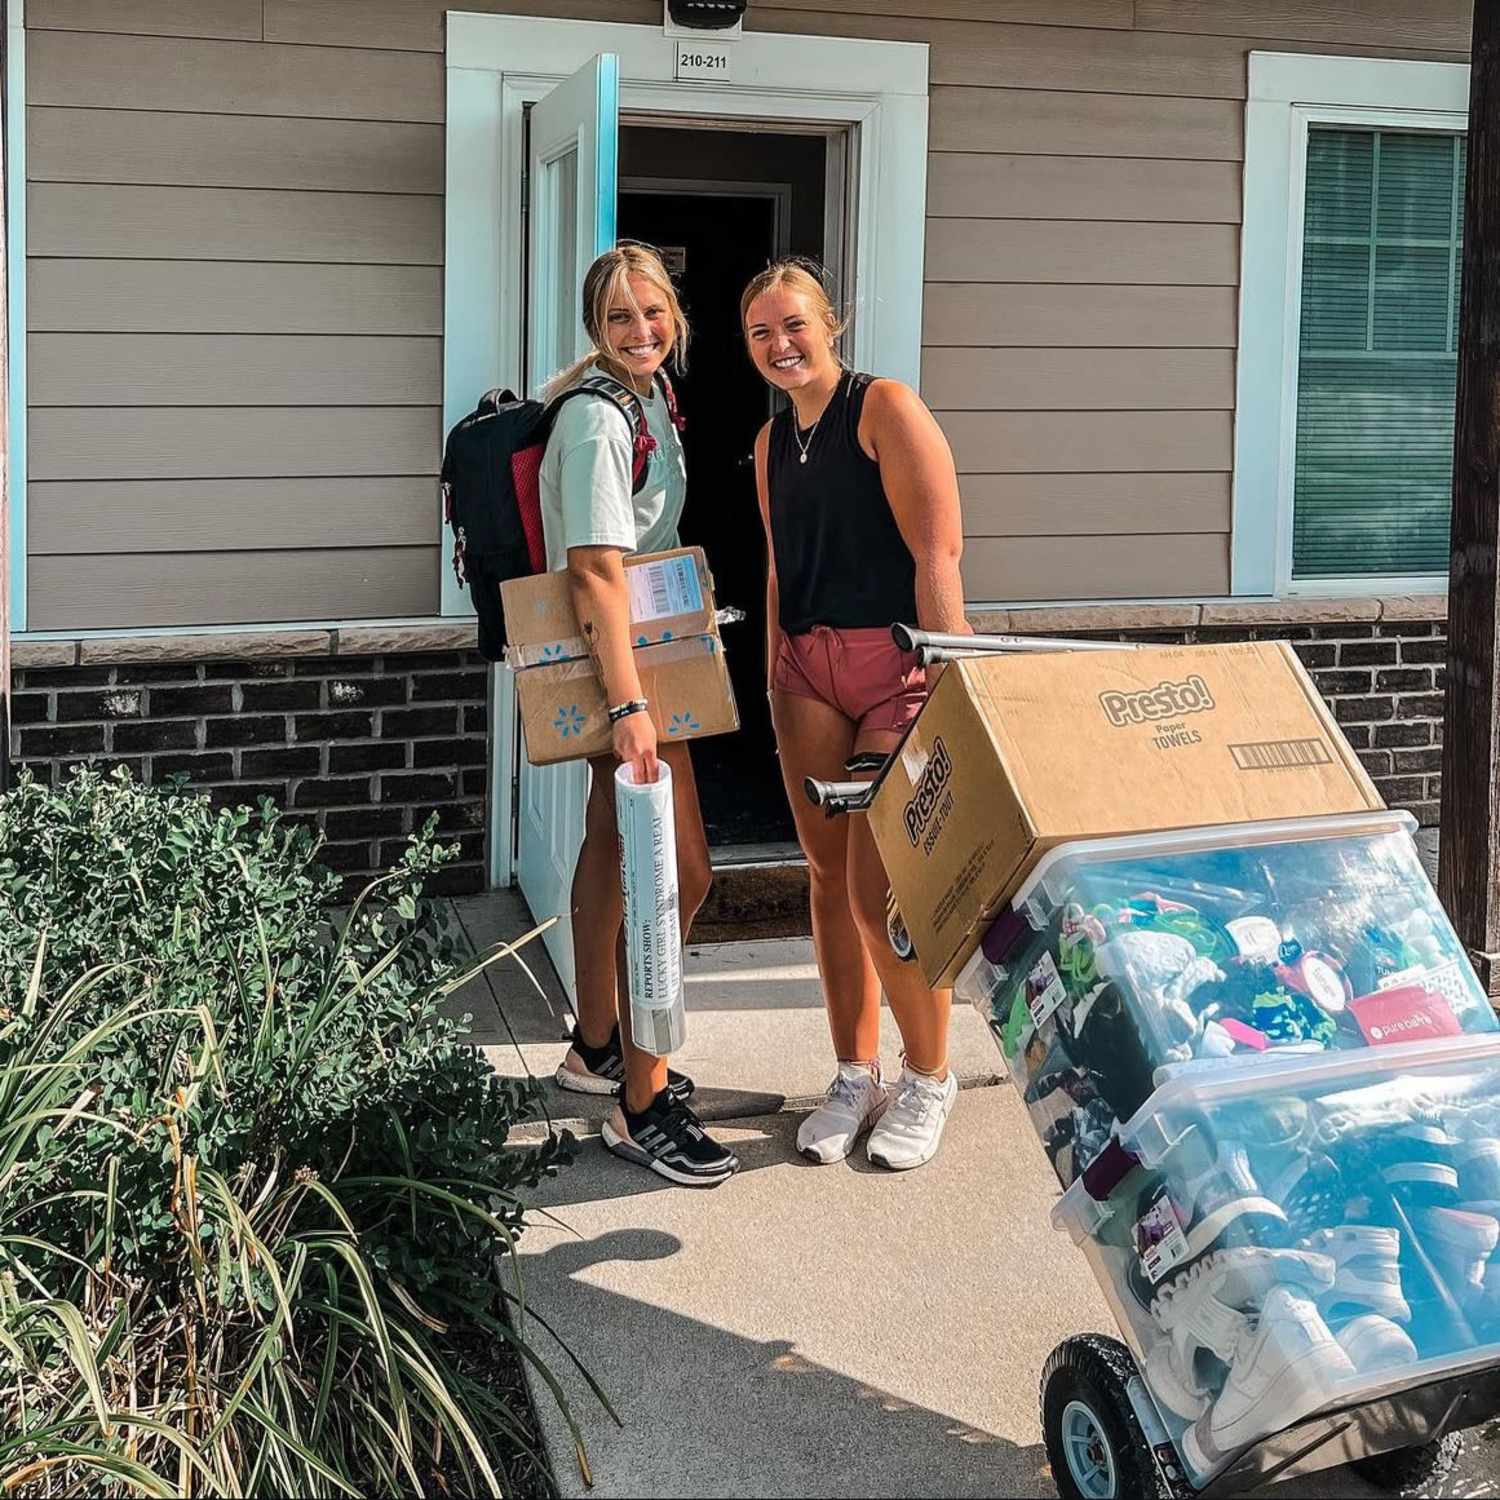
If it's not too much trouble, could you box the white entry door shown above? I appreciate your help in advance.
[514,53,620,1001]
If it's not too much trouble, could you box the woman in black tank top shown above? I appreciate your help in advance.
[742,261,972,1172]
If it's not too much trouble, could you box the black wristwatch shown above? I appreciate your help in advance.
[608,698,649,724]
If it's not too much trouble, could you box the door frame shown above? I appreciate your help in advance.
[620,175,795,267]
[443,13,930,886]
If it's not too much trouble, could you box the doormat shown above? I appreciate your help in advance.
[692,864,812,944]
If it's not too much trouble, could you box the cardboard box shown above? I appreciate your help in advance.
[868,642,1384,989]
[515,635,737,764]
[501,547,715,667]
[502,547,738,766]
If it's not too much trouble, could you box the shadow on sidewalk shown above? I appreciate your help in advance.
[512,1227,1053,1500]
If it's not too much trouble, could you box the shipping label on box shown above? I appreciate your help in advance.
[516,633,738,765]
[870,641,1383,989]
[501,547,714,667]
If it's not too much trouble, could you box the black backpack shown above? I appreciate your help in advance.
[441,371,683,660]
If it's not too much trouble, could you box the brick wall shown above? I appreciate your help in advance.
[1031,616,1446,825]
[8,649,491,895]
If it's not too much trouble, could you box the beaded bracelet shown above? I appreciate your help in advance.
[607,698,649,724]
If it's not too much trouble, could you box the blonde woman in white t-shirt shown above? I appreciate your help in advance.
[541,243,738,1187]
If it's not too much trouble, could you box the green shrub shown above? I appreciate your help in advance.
[0,769,583,1497]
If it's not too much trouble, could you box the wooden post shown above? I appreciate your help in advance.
[1441,0,1500,995]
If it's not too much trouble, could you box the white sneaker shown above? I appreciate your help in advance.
[1336,1314,1418,1375]
[1183,1287,1354,1476]
[797,1062,887,1164]
[1145,1247,1330,1421]
[865,1065,958,1171]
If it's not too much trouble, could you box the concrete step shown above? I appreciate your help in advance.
[442,893,1003,1139]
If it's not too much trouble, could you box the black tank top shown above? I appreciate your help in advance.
[767,370,919,636]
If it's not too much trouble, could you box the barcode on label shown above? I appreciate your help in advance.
[1229,738,1334,771]
[628,555,704,624]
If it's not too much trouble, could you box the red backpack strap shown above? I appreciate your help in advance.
[655,370,686,434]
[568,373,658,491]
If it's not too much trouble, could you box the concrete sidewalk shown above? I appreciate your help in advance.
[510,1087,1498,1500]
[451,864,1498,1499]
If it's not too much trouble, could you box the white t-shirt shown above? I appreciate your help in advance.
[539,377,687,572]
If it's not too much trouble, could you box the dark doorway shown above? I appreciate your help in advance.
[617,127,829,853]
[618,187,790,848]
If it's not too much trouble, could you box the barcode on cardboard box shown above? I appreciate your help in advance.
[628,554,704,624]
[1229,738,1334,771]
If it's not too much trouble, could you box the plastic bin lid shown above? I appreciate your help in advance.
[1117,1030,1500,1155]
[1009,809,1417,916]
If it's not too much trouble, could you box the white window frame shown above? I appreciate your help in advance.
[1235,51,1470,598]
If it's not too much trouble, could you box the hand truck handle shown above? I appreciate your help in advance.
[893,624,1144,656]
[803,777,876,817]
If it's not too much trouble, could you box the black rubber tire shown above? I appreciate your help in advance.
[1040,1334,1168,1500]
[1350,1431,1464,1496]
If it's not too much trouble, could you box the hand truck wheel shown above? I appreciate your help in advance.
[1040,1335,1181,1500]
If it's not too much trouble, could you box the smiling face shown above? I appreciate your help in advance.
[601,271,674,385]
[743,286,840,393]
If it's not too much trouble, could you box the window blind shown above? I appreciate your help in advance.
[1292,127,1465,580]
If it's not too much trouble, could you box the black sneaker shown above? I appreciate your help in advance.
[600,1090,739,1187]
[554,1022,695,1104]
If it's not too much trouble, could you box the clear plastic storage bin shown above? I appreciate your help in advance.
[959,811,1498,1193]
[1047,1035,1500,1485]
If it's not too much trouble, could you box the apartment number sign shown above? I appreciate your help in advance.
[674,40,732,82]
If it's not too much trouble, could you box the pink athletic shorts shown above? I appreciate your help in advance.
[772,625,929,737]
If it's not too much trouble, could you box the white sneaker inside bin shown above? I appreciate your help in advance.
[1183,1287,1354,1477]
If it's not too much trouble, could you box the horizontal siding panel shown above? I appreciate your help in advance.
[28,407,440,480]
[931,87,1243,160]
[29,335,441,407]
[29,477,438,553]
[960,473,1232,536]
[752,11,1464,93]
[28,108,444,195]
[922,348,1235,410]
[962,533,1230,602]
[29,184,442,263]
[755,0,1133,25]
[28,0,261,38]
[927,153,1240,223]
[30,548,439,630]
[26,31,443,123]
[29,260,443,334]
[926,220,1238,285]
[264,0,660,50]
[922,284,1238,347]
[1134,0,1471,51]
[937,410,1233,473]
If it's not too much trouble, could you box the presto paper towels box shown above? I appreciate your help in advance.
[502,547,739,766]
[868,642,1384,989]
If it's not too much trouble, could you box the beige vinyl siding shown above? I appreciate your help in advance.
[23,0,1470,627]
[34,551,438,631]
[28,262,442,335]
[28,336,442,407]
[28,0,263,40]
[744,1,1465,603]
[28,109,444,194]
[29,479,439,553]
[25,11,444,629]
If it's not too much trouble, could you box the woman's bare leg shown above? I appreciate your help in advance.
[844,729,951,1077]
[771,690,880,1062]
